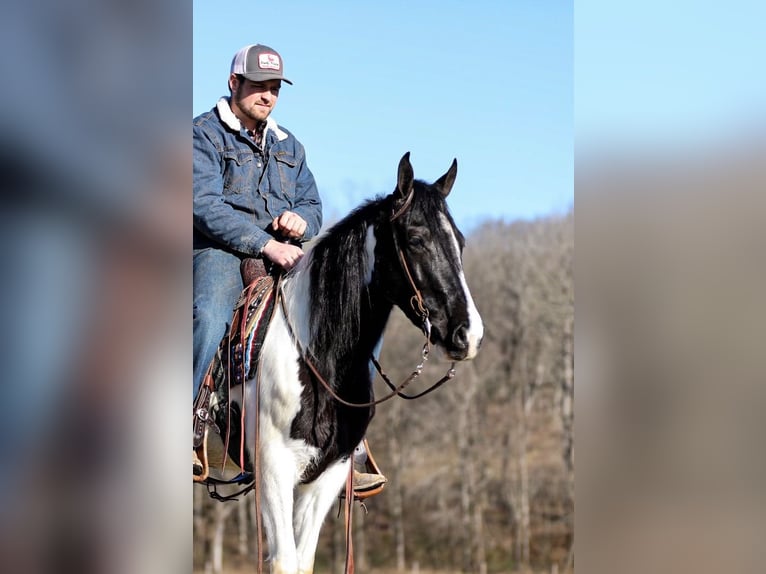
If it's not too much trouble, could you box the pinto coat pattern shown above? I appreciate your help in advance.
[229,153,483,574]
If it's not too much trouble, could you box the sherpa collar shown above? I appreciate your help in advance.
[216,97,288,142]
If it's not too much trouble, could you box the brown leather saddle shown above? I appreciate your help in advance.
[193,257,277,482]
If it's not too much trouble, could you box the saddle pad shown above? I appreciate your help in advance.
[210,275,277,470]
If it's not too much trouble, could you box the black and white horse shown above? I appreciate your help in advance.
[239,153,482,574]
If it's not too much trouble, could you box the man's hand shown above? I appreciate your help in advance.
[261,240,304,270]
[272,211,307,240]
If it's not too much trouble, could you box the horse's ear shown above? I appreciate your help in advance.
[435,158,458,197]
[397,152,414,199]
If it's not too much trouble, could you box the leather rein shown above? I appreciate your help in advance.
[279,192,457,409]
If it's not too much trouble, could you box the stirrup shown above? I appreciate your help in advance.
[193,426,210,483]
[352,439,387,500]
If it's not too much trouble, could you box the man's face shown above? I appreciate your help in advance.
[229,75,282,127]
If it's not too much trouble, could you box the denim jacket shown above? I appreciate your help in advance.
[193,97,322,256]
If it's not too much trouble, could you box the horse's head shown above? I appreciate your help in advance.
[382,152,484,361]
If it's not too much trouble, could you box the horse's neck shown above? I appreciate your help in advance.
[282,263,392,366]
[279,268,314,349]
[357,287,394,354]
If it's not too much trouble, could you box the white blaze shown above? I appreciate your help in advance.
[439,213,484,359]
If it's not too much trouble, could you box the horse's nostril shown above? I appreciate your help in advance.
[452,324,468,349]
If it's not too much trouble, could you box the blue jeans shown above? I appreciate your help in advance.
[193,248,244,398]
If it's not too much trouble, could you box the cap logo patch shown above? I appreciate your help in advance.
[258,53,281,71]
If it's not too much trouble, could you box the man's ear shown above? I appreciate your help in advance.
[228,73,239,94]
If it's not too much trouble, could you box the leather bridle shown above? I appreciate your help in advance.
[279,190,458,409]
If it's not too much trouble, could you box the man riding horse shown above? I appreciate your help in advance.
[192,43,386,494]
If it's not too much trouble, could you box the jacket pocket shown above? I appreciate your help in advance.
[273,151,298,198]
[222,149,254,195]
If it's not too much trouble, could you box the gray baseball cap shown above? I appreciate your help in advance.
[230,44,293,85]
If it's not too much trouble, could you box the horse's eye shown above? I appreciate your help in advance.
[408,235,425,249]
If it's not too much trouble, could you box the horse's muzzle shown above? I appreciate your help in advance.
[445,321,483,361]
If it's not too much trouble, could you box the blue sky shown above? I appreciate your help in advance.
[193,1,573,231]
[576,0,765,153]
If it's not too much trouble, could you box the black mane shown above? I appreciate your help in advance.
[307,194,394,361]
